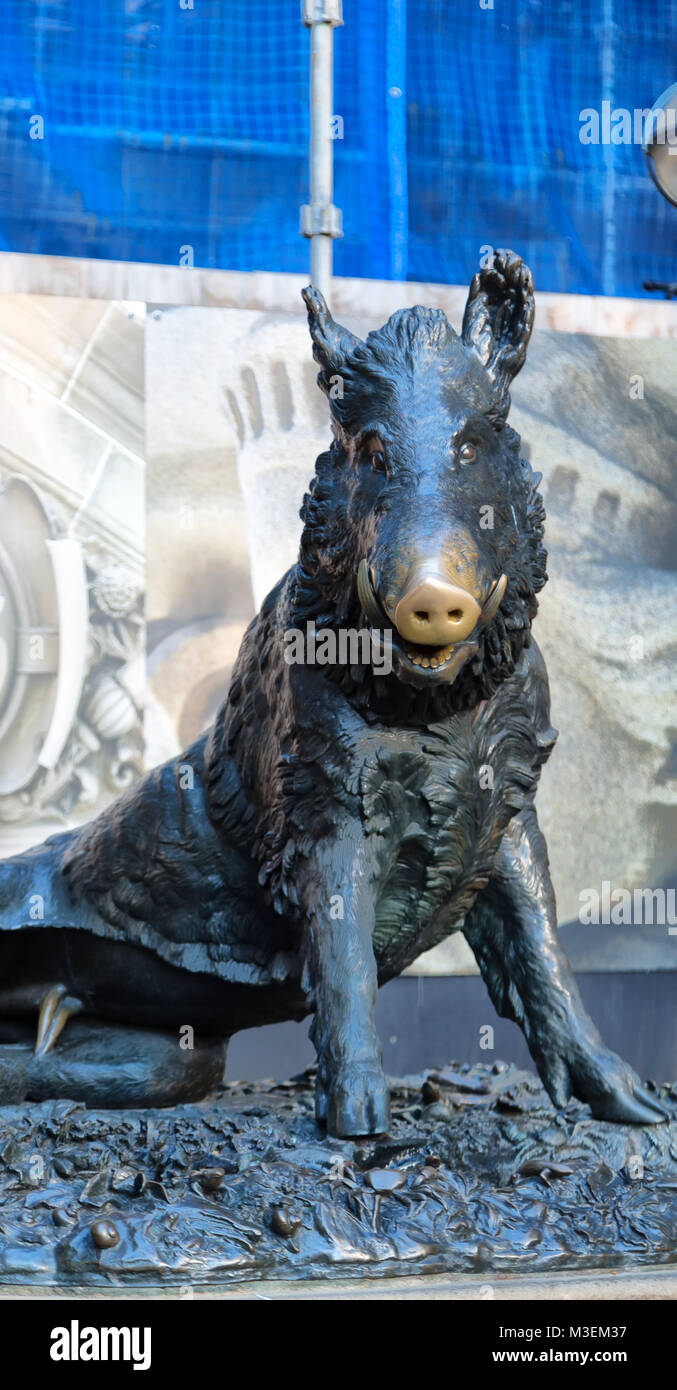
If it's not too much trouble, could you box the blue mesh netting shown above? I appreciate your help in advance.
[0,0,676,296]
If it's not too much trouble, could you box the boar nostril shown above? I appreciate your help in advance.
[394,575,482,647]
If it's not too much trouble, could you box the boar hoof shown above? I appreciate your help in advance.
[325,1062,391,1138]
[576,1049,669,1126]
[543,1040,670,1126]
[314,1074,329,1125]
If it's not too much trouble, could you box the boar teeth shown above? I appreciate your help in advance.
[403,640,456,668]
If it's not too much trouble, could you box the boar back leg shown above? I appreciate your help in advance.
[0,1017,227,1107]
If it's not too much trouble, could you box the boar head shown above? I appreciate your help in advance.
[295,250,547,717]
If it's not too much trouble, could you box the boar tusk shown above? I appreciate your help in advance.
[357,559,386,627]
[479,573,507,626]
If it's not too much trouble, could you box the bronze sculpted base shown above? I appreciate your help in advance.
[0,1055,675,1286]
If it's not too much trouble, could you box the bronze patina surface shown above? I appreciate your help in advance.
[0,252,669,1284]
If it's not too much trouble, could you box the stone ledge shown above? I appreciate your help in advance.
[1,252,676,339]
[2,1265,677,1300]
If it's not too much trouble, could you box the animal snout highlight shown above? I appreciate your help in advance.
[394,576,482,646]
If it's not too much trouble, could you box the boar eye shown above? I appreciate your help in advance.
[459,441,477,464]
[364,440,387,474]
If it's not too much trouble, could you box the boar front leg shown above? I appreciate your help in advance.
[463,806,667,1124]
[300,827,390,1138]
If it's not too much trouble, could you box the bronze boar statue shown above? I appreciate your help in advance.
[0,250,667,1135]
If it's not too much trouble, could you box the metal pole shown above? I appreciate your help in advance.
[301,0,343,305]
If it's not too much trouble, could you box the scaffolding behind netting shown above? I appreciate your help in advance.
[0,0,676,296]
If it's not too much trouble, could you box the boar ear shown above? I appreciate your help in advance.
[301,285,363,376]
[462,250,535,413]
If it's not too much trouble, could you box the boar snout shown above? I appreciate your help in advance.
[394,573,481,646]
